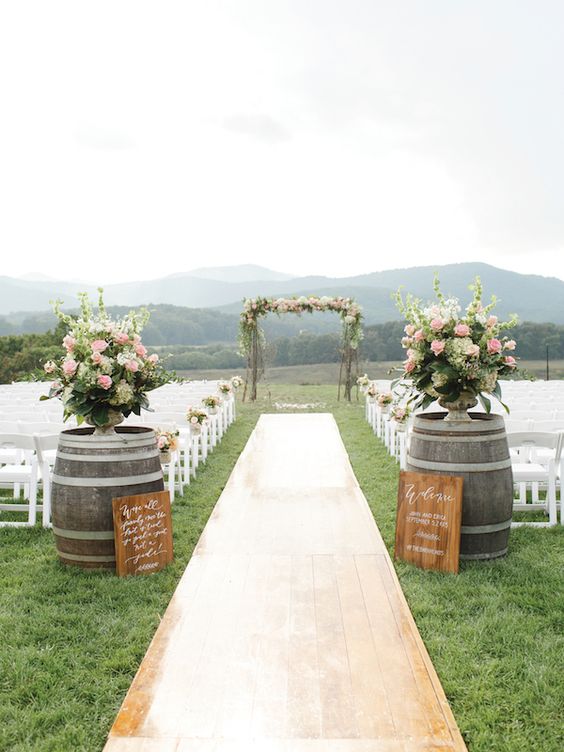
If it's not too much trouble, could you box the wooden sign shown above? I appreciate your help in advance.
[112,491,173,577]
[395,471,463,574]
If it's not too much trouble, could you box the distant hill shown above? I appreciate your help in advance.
[0,262,563,324]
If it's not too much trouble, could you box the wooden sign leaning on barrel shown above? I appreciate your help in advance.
[395,470,463,574]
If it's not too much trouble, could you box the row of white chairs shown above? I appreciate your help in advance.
[0,383,239,528]
[363,381,564,527]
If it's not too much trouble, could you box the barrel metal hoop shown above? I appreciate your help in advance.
[57,551,116,563]
[411,433,508,444]
[459,547,508,560]
[56,450,159,463]
[52,526,115,540]
[407,457,512,473]
[461,520,511,534]
[58,436,156,450]
[52,470,164,487]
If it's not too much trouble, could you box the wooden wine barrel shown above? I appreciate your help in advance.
[51,426,164,569]
[406,412,514,560]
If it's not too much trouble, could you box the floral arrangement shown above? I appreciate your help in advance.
[218,381,233,396]
[357,374,370,391]
[202,395,222,410]
[156,428,179,453]
[239,295,363,357]
[390,404,411,424]
[395,276,518,411]
[377,392,393,407]
[230,375,244,389]
[366,383,378,398]
[186,406,208,426]
[41,289,173,427]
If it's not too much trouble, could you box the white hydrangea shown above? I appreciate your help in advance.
[445,337,474,368]
[110,380,135,406]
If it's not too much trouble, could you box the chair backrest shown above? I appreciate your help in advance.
[18,422,64,435]
[507,431,563,464]
[33,433,60,466]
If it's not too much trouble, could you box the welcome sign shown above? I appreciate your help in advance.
[395,470,463,574]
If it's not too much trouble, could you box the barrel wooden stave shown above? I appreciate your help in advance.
[406,412,514,561]
[51,426,164,570]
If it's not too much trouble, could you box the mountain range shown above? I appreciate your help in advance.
[1,262,563,326]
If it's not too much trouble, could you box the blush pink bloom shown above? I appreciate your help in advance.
[486,315,498,328]
[504,340,516,350]
[414,329,425,342]
[404,324,416,336]
[91,339,109,353]
[404,359,416,373]
[466,344,481,357]
[43,360,56,373]
[487,338,502,354]
[135,344,147,358]
[454,323,470,337]
[114,331,129,345]
[430,340,446,356]
[147,353,159,364]
[97,374,112,390]
[401,337,413,348]
[504,356,517,367]
[430,318,444,332]
[190,416,199,424]
[157,436,167,449]
[62,335,76,352]
[124,359,139,372]
[91,351,103,365]
[62,359,78,376]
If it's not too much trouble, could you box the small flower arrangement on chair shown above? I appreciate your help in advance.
[202,395,222,414]
[156,428,180,464]
[186,407,208,435]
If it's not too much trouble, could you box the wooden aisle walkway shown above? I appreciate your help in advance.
[105,414,467,752]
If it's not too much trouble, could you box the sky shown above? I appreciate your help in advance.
[1,1,563,284]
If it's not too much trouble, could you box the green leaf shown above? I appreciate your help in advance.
[478,393,492,414]
[91,404,109,427]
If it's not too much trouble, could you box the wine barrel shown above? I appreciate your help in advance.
[406,412,514,560]
[51,426,164,569]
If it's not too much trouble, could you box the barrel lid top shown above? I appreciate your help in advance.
[59,426,156,444]
[413,411,506,433]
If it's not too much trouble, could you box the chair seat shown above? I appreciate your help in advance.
[511,462,549,481]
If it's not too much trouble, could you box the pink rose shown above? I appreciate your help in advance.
[135,344,147,358]
[43,360,56,373]
[190,416,199,424]
[430,318,444,332]
[466,344,480,357]
[97,374,112,390]
[487,338,502,354]
[504,340,516,351]
[401,337,413,347]
[157,436,167,449]
[147,353,159,364]
[414,329,425,342]
[430,340,445,356]
[91,339,108,353]
[486,315,498,328]
[114,331,129,345]
[91,351,103,365]
[504,356,517,368]
[454,323,470,337]
[51,380,61,390]
[62,335,75,352]
[404,324,416,336]
[405,359,416,373]
[125,359,139,372]
[62,359,78,376]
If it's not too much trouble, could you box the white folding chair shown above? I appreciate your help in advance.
[0,433,38,527]
[507,432,562,527]
[33,433,59,527]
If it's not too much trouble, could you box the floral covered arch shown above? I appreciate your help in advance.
[239,295,363,401]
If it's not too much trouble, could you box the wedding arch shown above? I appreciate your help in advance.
[239,295,363,401]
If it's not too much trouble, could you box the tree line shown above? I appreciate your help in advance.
[1,319,564,383]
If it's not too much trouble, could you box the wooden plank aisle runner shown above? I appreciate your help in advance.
[104,414,467,751]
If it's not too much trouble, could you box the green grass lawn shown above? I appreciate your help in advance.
[1,384,563,751]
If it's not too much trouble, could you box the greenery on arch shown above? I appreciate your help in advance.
[238,294,364,400]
